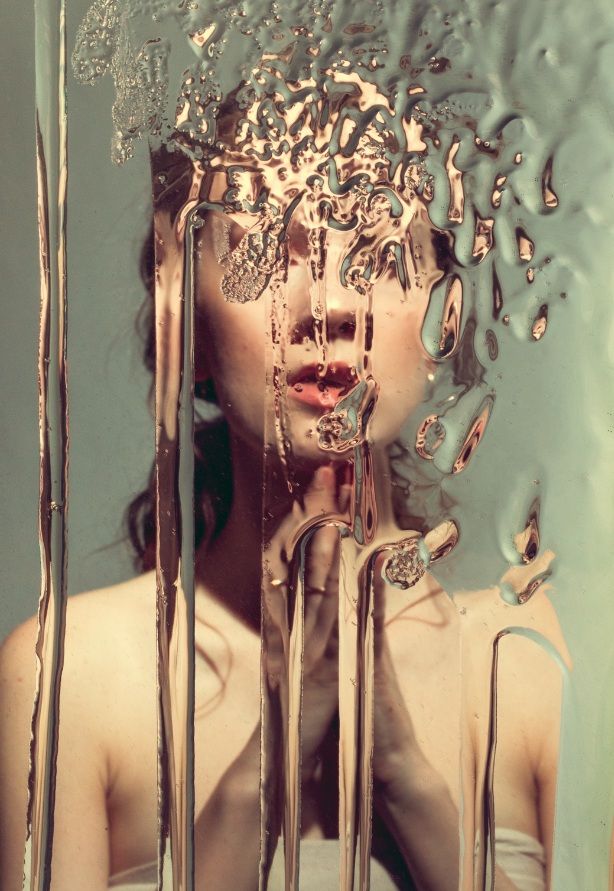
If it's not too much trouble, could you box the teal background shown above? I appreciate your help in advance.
[0,0,153,645]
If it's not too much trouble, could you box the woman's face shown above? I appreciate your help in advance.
[195,198,437,465]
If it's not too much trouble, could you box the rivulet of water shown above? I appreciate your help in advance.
[151,161,203,889]
[24,0,69,887]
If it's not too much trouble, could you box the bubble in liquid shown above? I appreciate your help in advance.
[531,304,548,341]
[415,413,446,460]
[516,227,535,263]
[445,136,465,223]
[424,519,460,563]
[492,264,503,320]
[485,328,498,361]
[452,395,494,474]
[541,155,559,209]
[514,499,541,564]
[491,174,507,209]
[316,379,378,452]
[500,567,551,606]
[383,537,428,589]
[472,215,495,263]
[421,274,463,360]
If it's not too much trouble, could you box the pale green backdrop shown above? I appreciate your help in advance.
[0,0,153,644]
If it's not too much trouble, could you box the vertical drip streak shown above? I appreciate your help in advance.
[357,558,375,891]
[337,274,378,889]
[463,628,506,891]
[481,631,508,891]
[153,168,202,891]
[459,660,477,891]
[259,530,301,891]
[271,276,296,493]
[338,534,360,891]
[307,191,329,371]
[283,540,307,891]
[338,511,376,891]
[177,210,198,886]
[27,0,69,884]
[259,564,278,891]
[260,283,288,891]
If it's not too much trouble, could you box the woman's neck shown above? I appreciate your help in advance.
[194,432,406,632]
[195,431,294,632]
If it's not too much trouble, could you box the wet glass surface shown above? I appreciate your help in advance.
[3,2,614,890]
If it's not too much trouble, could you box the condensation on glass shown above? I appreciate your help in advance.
[23,0,614,889]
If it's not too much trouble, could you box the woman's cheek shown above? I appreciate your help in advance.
[205,303,269,438]
[368,312,431,438]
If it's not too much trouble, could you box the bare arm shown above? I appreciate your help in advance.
[374,640,516,891]
[0,615,110,891]
[372,634,522,891]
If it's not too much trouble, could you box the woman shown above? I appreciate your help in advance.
[0,70,566,890]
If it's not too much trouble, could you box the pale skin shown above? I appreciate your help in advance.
[0,202,566,890]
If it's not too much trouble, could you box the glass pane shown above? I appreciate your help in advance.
[1,2,614,890]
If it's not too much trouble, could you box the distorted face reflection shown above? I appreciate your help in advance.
[191,71,442,465]
[195,199,437,463]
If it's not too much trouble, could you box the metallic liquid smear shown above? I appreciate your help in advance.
[26,0,69,886]
[209,64,460,888]
[152,161,203,890]
[36,1,614,889]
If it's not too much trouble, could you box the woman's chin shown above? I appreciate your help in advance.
[281,430,348,466]
[280,411,400,466]
[229,403,406,471]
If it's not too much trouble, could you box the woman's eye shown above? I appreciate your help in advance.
[290,317,316,343]
[337,319,356,338]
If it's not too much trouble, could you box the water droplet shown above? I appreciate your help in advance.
[472,216,495,263]
[383,538,427,589]
[415,414,445,460]
[541,155,559,209]
[452,395,494,474]
[531,304,548,341]
[485,329,498,360]
[516,227,534,262]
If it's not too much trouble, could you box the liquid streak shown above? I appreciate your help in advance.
[27,0,69,884]
[338,534,361,891]
[153,168,203,890]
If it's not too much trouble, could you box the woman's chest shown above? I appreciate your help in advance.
[107,600,540,873]
[107,630,261,873]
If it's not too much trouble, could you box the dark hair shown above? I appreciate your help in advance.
[124,148,234,573]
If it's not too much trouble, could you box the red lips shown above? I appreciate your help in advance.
[287,362,358,409]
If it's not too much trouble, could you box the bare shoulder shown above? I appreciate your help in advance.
[1,570,156,682]
[460,563,568,717]
[0,574,157,888]
[454,566,567,842]
[459,548,570,666]
[459,570,566,795]
[0,571,158,754]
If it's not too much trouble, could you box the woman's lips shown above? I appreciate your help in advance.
[288,381,345,408]
[286,362,357,410]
